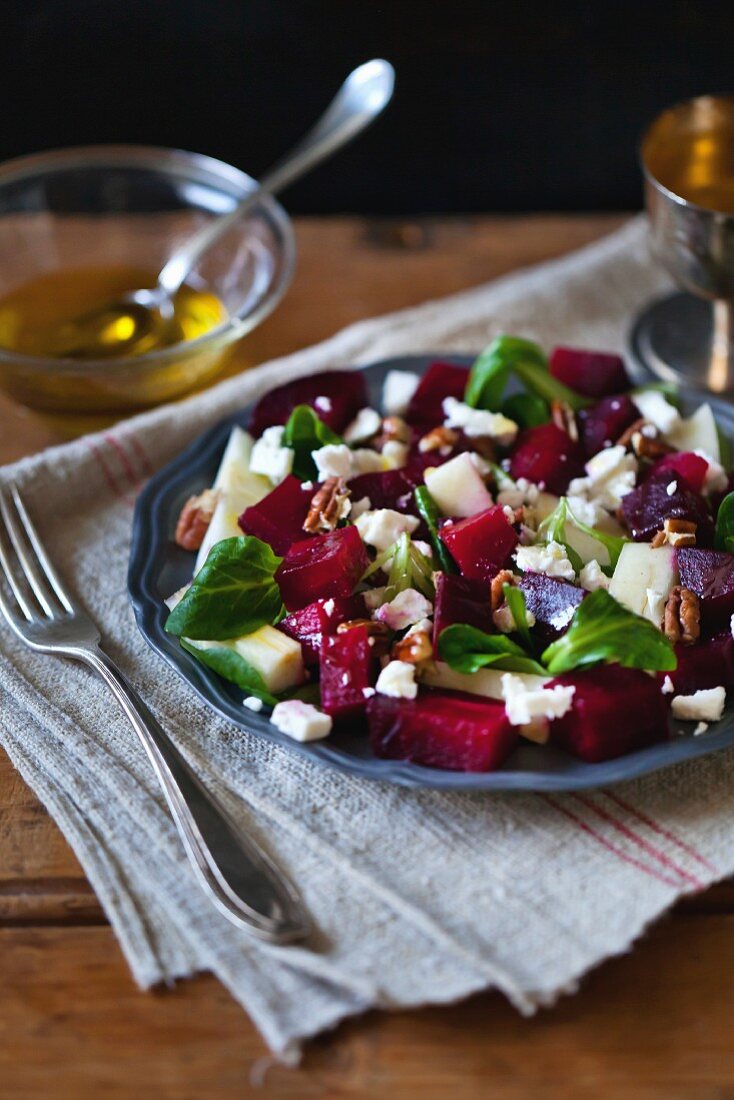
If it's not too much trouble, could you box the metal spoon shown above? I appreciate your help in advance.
[64,59,395,359]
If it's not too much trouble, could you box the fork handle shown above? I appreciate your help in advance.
[80,646,309,943]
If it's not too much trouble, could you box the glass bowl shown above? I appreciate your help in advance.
[0,145,295,424]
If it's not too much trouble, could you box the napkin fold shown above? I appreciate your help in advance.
[2,217,732,1060]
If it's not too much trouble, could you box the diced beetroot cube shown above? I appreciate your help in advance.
[620,471,713,544]
[578,394,640,457]
[439,506,518,582]
[276,525,369,611]
[550,665,669,763]
[508,423,585,495]
[367,689,518,772]
[320,627,376,719]
[238,475,314,555]
[661,633,734,695]
[549,346,630,399]
[405,361,469,430]
[278,595,366,668]
[249,370,368,436]
[518,572,585,644]
[348,467,420,514]
[677,547,734,633]
[646,452,709,494]
[432,573,493,653]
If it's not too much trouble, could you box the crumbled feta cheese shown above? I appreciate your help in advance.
[566,494,603,527]
[661,676,674,695]
[249,426,295,485]
[497,477,539,511]
[501,673,576,726]
[351,449,385,475]
[666,480,677,497]
[270,700,333,741]
[413,540,433,560]
[514,540,576,580]
[382,440,409,469]
[468,452,492,477]
[730,612,734,640]
[362,585,387,610]
[350,495,372,520]
[502,504,516,523]
[301,480,314,491]
[343,407,382,443]
[374,588,434,631]
[314,395,332,413]
[243,695,264,712]
[633,390,681,435]
[382,369,421,416]
[312,443,354,480]
[362,686,376,699]
[442,397,518,443]
[568,445,637,510]
[549,605,576,631]
[695,450,729,495]
[355,509,420,551]
[671,686,726,723]
[375,660,418,699]
[579,559,610,592]
[694,722,709,736]
[643,588,667,627]
[322,598,335,615]
[406,617,433,637]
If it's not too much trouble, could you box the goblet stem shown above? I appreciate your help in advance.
[708,300,734,393]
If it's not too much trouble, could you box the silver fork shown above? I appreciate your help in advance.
[0,484,309,944]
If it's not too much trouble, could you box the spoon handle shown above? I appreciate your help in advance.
[158,59,394,297]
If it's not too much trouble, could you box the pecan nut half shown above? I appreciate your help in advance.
[174,489,220,551]
[303,477,351,534]
[550,399,579,442]
[418,426,460,454]
[490,569,515,612]
[652,518,697,549]
[664,585,700,645]
[391,629,433,664]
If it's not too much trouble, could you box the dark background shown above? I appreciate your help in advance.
[8,0,733,214]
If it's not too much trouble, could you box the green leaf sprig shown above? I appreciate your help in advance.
[438,623,546,676]
[413,486,457,574]
[535,498,584,575]
[503,584,534,651]
[181,640,277,705]
[715,491,734,553]
[165,536,284,641]
[542,589,676,675]
[465,335,592,413]
[361,532,435,601]
[282,405,342,480]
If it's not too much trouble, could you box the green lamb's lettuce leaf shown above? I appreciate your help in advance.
[282,404,342,480]
[361,532,435,601]
[465,335,592,413]
[503,584,534,651]
[438,623,546,676]
[535,498,584,575]
[180,640,277,706]
[541,589,676,675]
[715,491,734,553]
[165,536,284,641]
[501,391,550,429]
[413,486,457,574]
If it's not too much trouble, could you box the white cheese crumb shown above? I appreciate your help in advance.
[442,396,518,443]
[301,480,314,491]
[501,672,575,726]
[270,699,333,741]
[382,440,409,469]
[322,598,335,615]
[406,617,433,637]
[343,407,382,443]
[314,395,332,413]
[249,426,295,485]
[312,443,354,480]
[695,450,729,495]
[514,540,576,580]
[413,540,433,560]
[568,444,637,511]
[350,495,372,519]
[566,494,603,527]
[579,559,610,592]
[351,448,385,475]
[633,390,681,435]
[355,508,420,551]
[730,612,734,640]
[666,480,677,497]
[243,695,264,712]
[671,686,726,723]
[496,476,539,511]
[549,605,576,631]
[374,588,434,631]
[362,585,387,610]
[502,504,516,523]
[382,370,420,416]
[661,676,674,695]
[694,722,710,736]
[362,687,376,699]
[376,660,418,699]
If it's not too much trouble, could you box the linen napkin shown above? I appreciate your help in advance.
[1,217,732,1061]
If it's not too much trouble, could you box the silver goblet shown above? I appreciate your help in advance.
[630,94,734,392]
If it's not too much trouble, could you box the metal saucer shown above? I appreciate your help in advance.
[629,291,733,392]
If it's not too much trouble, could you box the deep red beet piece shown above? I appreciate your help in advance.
[278,595,366,668]
[320,626,376,719]
[276,525,369,611]
[348,467,421,514]
[549,665,669,763]
[518,572,585,644]
[367,689,517,772]
[646,452,709,493]
[577,394,640,457]
[238,475,314,556]
[249,370,368,437]
[677,547,734,633]
[404,361,469,430]
[620,471,713,544]
[432,573,493,653]
[439,506,518,582]
[549,346,630,399]
[660,633,734,695]
[508,423,585,495]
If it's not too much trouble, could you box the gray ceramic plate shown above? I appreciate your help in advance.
[128,354,734,790]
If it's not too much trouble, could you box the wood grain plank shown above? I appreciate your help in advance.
[2,916,734,1098]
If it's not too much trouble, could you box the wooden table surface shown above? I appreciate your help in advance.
[3,214,733,1100]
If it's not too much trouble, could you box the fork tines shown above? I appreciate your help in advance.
[0,485,74,624]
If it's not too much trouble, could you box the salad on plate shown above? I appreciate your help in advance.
[163,336,734,773]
